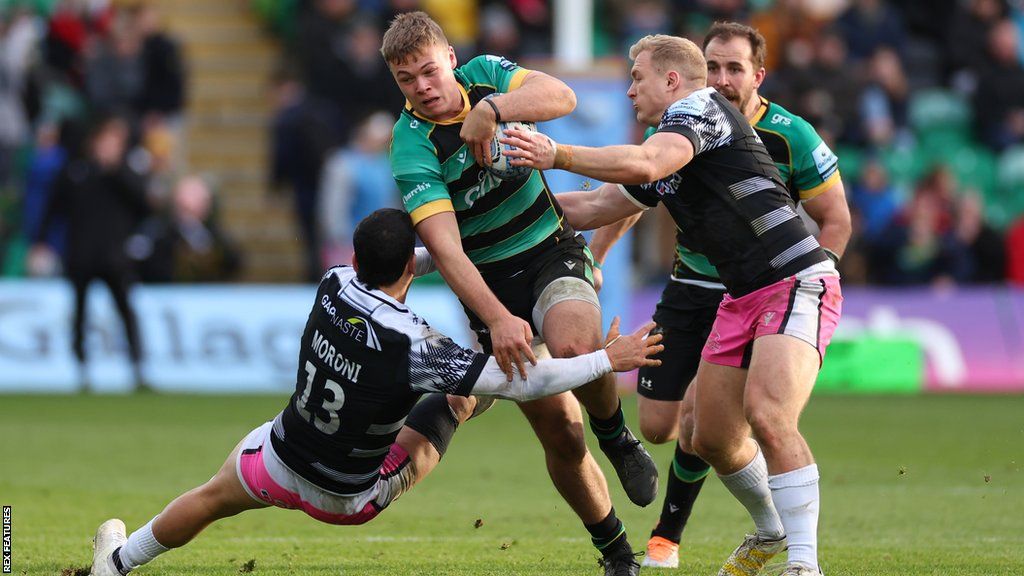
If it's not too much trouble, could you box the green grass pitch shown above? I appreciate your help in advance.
[1,393,1021,575]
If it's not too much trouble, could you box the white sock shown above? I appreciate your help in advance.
[769,464,820,570]
[718,448,785,540]
[116,518,170,573]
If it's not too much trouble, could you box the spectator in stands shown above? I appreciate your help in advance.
[269,69,343,282]
[870,167,973,285]
[84,11,144,116]
[22,122,69,270]
[835,0,906,61]
[861,47,911,148]
[0,9,38,189]
[31,115,151,391]
[948,0,1007,90]
[318,111,399,266]
[807,31,864,143]
[955,191,1006,283]
[292,0,358,109]
[974,19,1024,150]
[132,175,242,283]
[1005,214,1024,285]
[133,3,185,122]
[476,4,520,59]
[851,157,902,237]
[334,16,404,139]
[45,0,114,86]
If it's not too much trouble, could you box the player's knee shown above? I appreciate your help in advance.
[548,339,598,359]
[639,416,677,445]
[537,420,588,462]
[745,407,793,450]
[691,428,732,465]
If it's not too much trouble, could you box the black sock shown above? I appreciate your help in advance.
[585,507,632,558]
[651,444,710,544]
[589,400,626,443]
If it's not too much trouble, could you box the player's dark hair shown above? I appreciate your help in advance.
[703,21,767,70]
[353,208,416,288]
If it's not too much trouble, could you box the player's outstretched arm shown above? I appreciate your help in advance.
[469,318,663,402]
[556,183,646,231]
[415,211,537,380]
[501,128,693,184]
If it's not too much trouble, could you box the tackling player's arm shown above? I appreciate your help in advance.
[417,315,663,401]
[801,179,851,261]
[415,211,537,380]
[556,182,648,231]
[462,70,576,166]
[501,128,692,184]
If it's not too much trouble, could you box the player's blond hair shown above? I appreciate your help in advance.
[381,11,450,65]
[629,35,707,84]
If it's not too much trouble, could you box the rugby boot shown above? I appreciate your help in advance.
[641,536,679,568]
[717,534,787,576]
[600,551,642,576]
[777,565,823,576]
[599,427,659,506]
[91,518,128,575]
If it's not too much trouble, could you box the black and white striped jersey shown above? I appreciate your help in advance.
[621,87,827,297]
[271,266,488,495]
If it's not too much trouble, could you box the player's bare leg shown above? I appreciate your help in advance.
[91,441,268,575]
[745,334,823,572]
[518,393,639,574]
[543,298,658,507]
[637,396,683,444]
[692,360,786,576]
[639,385,711,569]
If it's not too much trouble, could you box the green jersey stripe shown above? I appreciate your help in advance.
[467,209,562,263]
[462,190,555,251]
[458,174,540,236]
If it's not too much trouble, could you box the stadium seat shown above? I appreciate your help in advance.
[943,144,997,199]
[909,89,972,151]
[997,145,1024,221]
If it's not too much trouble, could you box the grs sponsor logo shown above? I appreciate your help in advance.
[310,329,363,382]
[770,113,792,126]
[402,181,432,204]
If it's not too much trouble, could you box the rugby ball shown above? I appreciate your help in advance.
[486,121,537,181]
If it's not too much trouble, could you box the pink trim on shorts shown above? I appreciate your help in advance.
[238,443,410,526]
[701,274,842,368]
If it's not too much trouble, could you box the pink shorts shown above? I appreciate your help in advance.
[235,422,415,526]
[702,264,842,368]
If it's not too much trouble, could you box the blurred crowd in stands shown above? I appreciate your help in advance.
[4,0,1024,288]
[0,0,240,284]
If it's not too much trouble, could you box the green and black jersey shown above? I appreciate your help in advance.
[390,55,568,271]
[662,97,841,287]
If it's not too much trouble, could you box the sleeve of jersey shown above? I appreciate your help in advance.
[463,54,531,93]
[468,350,613,402]
[790,119,841,201]
[618,183,660,210]
[407,327,489,396]
[390,126,453,225]
[658,97,733,156]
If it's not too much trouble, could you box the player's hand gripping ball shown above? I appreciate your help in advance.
[486,121,537,181]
